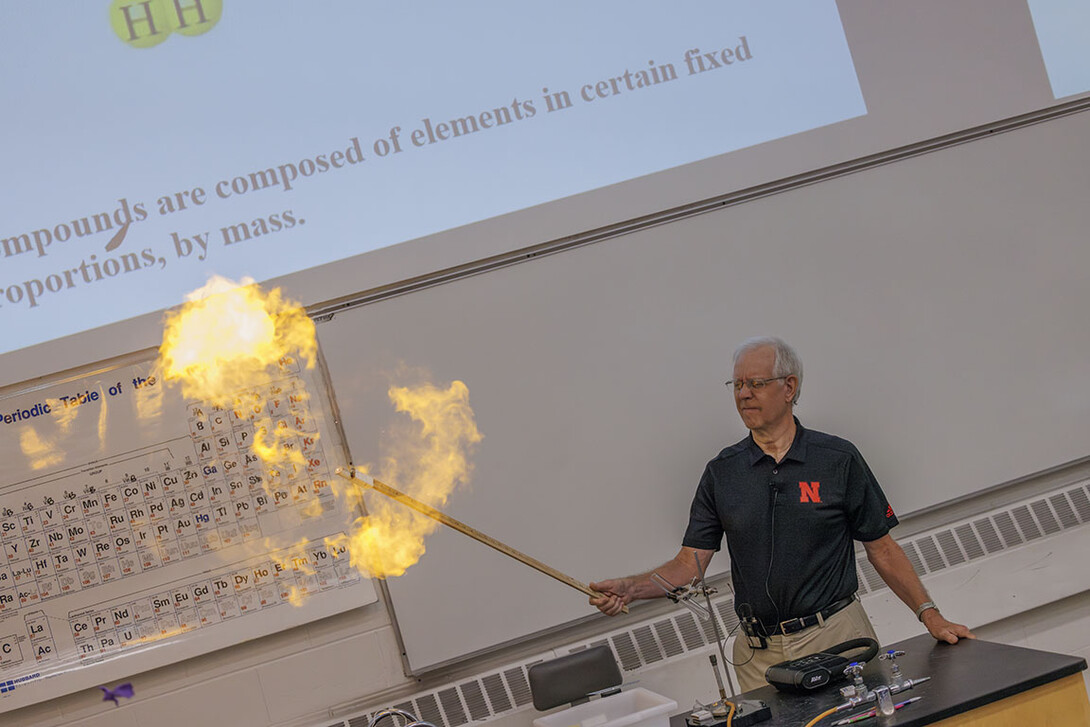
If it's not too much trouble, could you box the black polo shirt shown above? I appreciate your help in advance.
[682,418,898,632]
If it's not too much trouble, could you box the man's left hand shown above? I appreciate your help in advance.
[922,609,976,643]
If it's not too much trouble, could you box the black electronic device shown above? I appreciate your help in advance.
[764,638,879,692]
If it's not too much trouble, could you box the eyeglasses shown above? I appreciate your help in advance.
[725,376,792,392]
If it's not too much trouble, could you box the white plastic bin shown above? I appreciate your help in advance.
[532,688,678,727]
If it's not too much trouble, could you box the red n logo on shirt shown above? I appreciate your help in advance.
[799,481,821,503]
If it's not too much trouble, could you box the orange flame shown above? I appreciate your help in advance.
[157,275,316,405]
[156,276,317,483]
[328,380,482,578]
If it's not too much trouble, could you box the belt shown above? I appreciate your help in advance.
[769,596,855,636]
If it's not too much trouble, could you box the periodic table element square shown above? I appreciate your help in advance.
[118,552,140,577]
[206,481,229,505]
[5,537,28,564]
[189,580,213,603]
[253,492,277,517]
[130,523,152,551]
[25,532,49,558]
[59,500,81,522]
[77,562,101,588]
[57,570,82,595]
[0,565,13,589]
[276,355,301,375]
[97,557,122,583]
[238,517,261,542]
[37,506,60,530]
[51,546,76,572]
[176,606,199,633]
[250,562,275,589]
[141,476,163,500]
[167,494,188,517]
[156,610,180,639]
[178,535,201,559]
[64,519,91,546]
[217,521,240,548]
[137,619,159,643]
[199,527,222,554]
[146,498,167,523]
[187,403,210,430]
[111,602,135,628]
[0,588,16,612]
[106,510,129,534]
[120,482,145,506]
[31,551,57,578]
[289,409,318,434]
[218,596,242,621]
[150,591,175,617]
[69,613,92,637]
[101,486,125,513]
[127,502,150,529]
[159,471,183,495]
[232,496,257,523]
[185,485,209,511]
[256,582,281,608]
[226,474,248,501]
[92,537,115,562]
[1,517,20,540]
[232,426,255,450]
[89,608,112,634]
[237,589,260,614]
[18,511,44,535]
[80,492,104,518]
[113,531,138,556]
[130,596,154,621]
[207,408,232,434]
[11,563,34,586]
[172,586,196,613]
[196,600,221,626]
[194,437,216,463]
[220,452,243,478]
[118,625,140,648]
[35,576,60,600]
[210,501,232,525]
[158,539,182,565]
[17,582,41,607]
[231,567,255,593]
[210,575,231,598]
[33,640,59,663]
[85,514,108,539]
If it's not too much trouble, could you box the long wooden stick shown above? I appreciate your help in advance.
[335,467,627,613]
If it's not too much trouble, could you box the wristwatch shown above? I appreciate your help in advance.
[914,601,938,621]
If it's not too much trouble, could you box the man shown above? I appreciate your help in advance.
[590,336,973,691]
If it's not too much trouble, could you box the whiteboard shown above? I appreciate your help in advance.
[317,107,1090,672]
[0,352,375,712]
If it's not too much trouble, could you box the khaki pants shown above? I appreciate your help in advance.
[730,598,878,692]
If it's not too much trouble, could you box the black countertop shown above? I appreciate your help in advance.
[670,634,1087,727]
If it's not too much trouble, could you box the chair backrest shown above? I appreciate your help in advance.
[528,645,623,711]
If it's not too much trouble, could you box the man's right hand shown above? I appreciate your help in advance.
[589,579,634,616]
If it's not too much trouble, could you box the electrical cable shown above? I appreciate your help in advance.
[763,484,783,630]
[802,705,840,727]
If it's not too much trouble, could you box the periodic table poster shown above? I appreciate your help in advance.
[0,351,376,712]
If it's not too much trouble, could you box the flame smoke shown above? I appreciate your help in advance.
[328,380,482,578]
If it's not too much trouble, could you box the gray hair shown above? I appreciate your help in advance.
[732,336,803,405]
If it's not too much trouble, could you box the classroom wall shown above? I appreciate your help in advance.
[2,2,1089,724]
